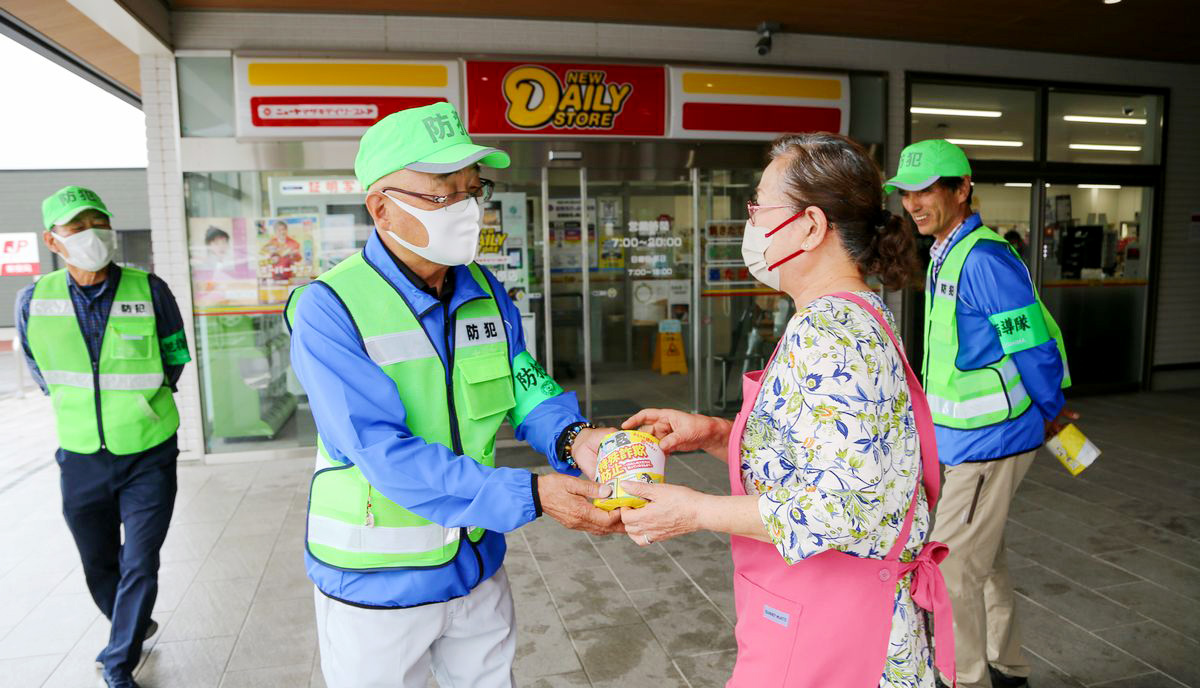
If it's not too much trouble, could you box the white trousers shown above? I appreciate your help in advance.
[314,567,516,688]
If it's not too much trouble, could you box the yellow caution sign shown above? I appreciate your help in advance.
[652,332,688,375]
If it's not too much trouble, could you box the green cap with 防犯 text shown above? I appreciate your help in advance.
[883,139,973,194]
[41,186,111,229]
[354,102,510,190]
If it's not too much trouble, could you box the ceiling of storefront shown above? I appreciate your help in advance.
[166,0,1195,64]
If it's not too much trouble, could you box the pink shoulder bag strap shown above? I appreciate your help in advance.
[832,291,957,685]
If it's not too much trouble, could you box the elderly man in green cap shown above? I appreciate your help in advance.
[286,102,622,687]
[15,186,191,688]
[885,140,1073,688]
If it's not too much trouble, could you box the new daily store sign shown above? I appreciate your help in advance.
[233,57,848,140]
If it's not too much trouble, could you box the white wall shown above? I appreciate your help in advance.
[0,168,148,328]
[170,11,1200,373]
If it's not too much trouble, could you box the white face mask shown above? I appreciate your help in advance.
[741,219,781,291]
[381,192,482,267]
[53,228,116,272]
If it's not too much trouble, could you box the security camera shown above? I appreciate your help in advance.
[1122,106,1135,116]
[756,21,780,57]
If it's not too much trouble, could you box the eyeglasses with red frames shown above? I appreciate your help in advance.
[746,200,793,223]
[380,178,494,214]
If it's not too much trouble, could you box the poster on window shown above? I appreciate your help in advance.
[547,198,598,273]
[188,218,258,307]
[475,192,530,313]
[256,216,318,304]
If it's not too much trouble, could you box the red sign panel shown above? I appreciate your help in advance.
[465,61,666,137]
[249,96,446,127]
[681,102,843,134]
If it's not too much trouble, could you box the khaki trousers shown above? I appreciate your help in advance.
[930,449,1036,688]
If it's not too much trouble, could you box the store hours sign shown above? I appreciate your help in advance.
[465,61,666,137]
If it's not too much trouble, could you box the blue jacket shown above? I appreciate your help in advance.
[288,231,585,607]
[927,214,1066,465]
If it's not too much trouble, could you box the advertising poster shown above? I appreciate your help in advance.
[257,216,318,304]
[548,198,598,272]
[475,192,531,313]
[188,218,258,306]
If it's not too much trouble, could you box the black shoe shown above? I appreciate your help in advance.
[990,666,1030,687]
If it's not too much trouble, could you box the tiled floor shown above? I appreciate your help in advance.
[0,390,1197,687]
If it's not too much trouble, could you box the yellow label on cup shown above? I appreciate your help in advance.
[1045,423,1101,476]
[593,430,666,511]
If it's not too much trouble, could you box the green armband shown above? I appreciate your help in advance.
[988,303,1050,354]
[161,330,192,365]
[510,351,564,426]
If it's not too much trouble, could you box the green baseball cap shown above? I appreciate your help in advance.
[41,185,112,229]
[883,139,973,194]
[354,102,510,190]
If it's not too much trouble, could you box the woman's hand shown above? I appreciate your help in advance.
[622,409,732,461]
[619,481,707,546]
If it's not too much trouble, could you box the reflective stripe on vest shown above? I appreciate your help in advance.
[306,454,462,557]
[926,359,1029,421]
[41,370,165,391]
[289,253,514,572]
[26,269,179,455]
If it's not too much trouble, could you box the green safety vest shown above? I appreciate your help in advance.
[286,253,562,571]
[26,268,180,455]
[923,227,1070,430]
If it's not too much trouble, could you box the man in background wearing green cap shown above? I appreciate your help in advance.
[15,186,191,688]
[886,141,1073,688]
[286,102,622,688]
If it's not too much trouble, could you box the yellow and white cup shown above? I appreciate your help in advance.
[592,430,666,510]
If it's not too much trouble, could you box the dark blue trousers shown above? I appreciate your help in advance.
[57,434,178,677]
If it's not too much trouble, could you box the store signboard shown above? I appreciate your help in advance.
[464,61,667,138]
[0,233,40,276]
[668,67,849,140]
[234,57,460,139]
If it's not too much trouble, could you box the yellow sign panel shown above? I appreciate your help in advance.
[248,63,449,88]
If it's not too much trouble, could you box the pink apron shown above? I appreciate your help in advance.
[726,292,956,687]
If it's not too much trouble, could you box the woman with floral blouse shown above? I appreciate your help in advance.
[620,133,956,688]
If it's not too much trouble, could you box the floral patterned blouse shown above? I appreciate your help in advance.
[739,291,933,688]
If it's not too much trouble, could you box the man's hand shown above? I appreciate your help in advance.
[1045,408,1081,441]
[537,473,624,536]
[570,426,617,480]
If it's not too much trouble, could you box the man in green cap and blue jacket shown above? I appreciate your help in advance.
[15,186,191,688]
[886,140,1074,688]
[287,102,622,688]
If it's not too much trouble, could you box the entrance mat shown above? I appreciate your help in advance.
[591,398,643,421]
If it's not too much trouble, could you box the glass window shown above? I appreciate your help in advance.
[1047,91,1163,165]
[972,182,1034,270]
[910,83,1036,161]
[184,169,366,454]
[177,56,235,138]
[1039,184,1152,388]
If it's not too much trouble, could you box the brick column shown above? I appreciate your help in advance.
[140,54,205,462]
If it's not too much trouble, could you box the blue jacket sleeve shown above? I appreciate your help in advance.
[13,283,48,395]
[959,243,1065,421]
[289,282,539,532]
[481,268,585,474]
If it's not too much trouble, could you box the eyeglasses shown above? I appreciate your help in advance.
[381,178,494,214]
[746,200,793,223]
